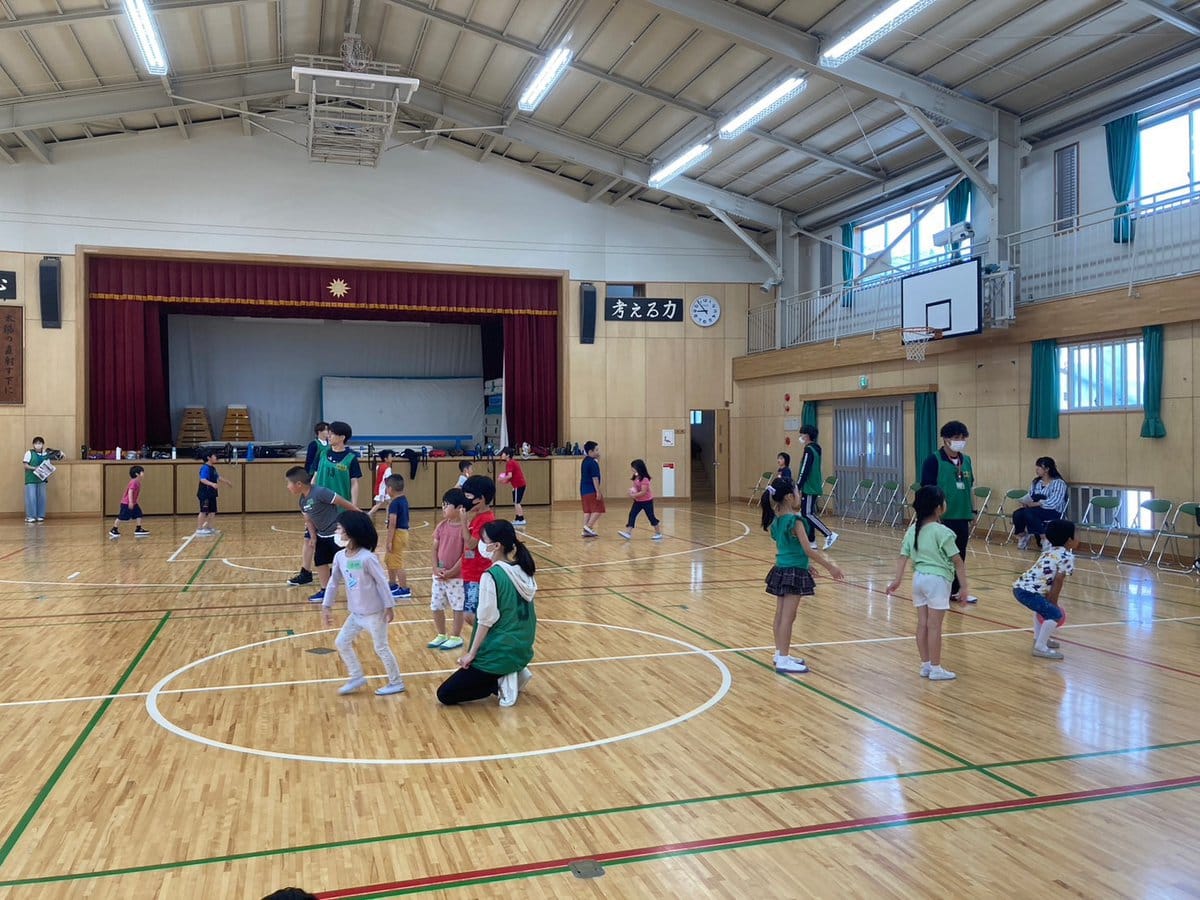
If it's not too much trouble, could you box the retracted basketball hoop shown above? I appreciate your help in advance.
[901,327,942,361]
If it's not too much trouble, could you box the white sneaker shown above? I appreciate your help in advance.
[1017,534,1031,551]
[774,654,808,674]
[337,676,367,695]
[920,662,932,678]
[651,533,664,541]
[823,532,839,550]
[375,681,406,696]
[618,530,632,540]
[810,543,819,550]
[1041,537,1052,551]
[928,666,957,681]
[497,672,519,707]
[517,667,533,690]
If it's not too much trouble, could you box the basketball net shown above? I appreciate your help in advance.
[902,328,935,361]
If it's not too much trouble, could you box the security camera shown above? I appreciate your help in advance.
[933,221,973,248]
[760,281,773,293]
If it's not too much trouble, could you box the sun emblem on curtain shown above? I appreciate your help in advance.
[327,278,350,298]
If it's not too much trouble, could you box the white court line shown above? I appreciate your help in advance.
[5,613,1195,712]
[517,531,553,547]
[270,522,430,535]
[166,533,196,563]
[67,572,81,580]
[144,619,733,766]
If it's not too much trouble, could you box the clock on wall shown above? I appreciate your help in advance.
[689,295,721,327]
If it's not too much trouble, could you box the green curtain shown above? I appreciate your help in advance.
[1105,113,1139,244]
[946,180,972,253]
[914,392,938,481]
[801,400,818,429]
[840,222,855,307]
[1140,325,1167,438]
[1027,339,1060,439]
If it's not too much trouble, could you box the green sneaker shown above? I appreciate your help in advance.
[426,634,448,649]
[440,635,464,651]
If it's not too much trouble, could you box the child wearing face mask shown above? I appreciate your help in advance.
[458,474,497,627]
[321,510,407,696]
[285,467,358,603]
[22,436,52,523]
[796,425,836,551]
[919,420,977,603]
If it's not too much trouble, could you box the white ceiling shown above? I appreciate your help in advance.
[2,0,1199,229]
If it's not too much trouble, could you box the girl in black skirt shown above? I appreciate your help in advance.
[761,476,845,674]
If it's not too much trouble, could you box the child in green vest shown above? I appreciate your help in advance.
[886,486,966,681]
[760,476,845,674]
[796,424,837,550]
[437,519,537,708]
[919,420,977,603]
[22,436,51,523]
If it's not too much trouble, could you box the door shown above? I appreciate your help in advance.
[689,409,715,502]
[833,400,904,519]
[714,409,729,503]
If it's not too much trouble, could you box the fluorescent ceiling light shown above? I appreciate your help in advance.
[518,47,572,112]
[648,143,711,188]
[819,0,941,68]
[718,76,807,140]
[122,0,169,75]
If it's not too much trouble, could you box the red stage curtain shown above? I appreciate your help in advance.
[503,316,558,448]
[88,298,170,450]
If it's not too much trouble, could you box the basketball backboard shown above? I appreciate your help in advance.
[900,257,982,343]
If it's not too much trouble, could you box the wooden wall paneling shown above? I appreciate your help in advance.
[971,404,1021,494]
[106,462,173,517]
[645,417,688,498]
[644,338,686,419]
[514,458,550,506]
[606,337,646,419]
[175,462,243,514]
[1132,399,1194,503]
[724,284,750,342]
[1162,323,1192,400]
[1067,413,1128,485]
[550,457,581,503]
[399,459,437,509]
[568,339,608,420]
[243,461,298,513]
[684,338,725,408]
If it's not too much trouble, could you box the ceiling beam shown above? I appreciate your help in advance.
[0,143,14,164]
[379,0,878,180]
[15,130,51,163]
[0,0,270,35]
[897,102,996,201]
[1122,0,1200,36]
[586,176,622,202]
[639,0,1003,142]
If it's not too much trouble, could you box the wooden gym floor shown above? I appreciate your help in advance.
[0,503,1196,898]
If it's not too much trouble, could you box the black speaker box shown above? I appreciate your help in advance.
[39,257,61,329]
[580,282,597,345]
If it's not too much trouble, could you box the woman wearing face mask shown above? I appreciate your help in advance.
[437,519,537,708]
[920,421,977,603]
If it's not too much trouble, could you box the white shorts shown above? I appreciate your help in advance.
[430,577,465,612]
[912,572,952,610]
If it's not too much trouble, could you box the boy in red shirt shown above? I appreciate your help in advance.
[497,446,527,527]
[459,474,496,626]
[109,465,150,539]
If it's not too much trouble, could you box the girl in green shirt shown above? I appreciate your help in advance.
[760,476,845,675]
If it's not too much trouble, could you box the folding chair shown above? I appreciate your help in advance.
[968,486,993,539]
[1155,502,1200,573]
[1077,495,1123,559]
[986,489,1029,544]
[1115,499,1174,565]
[890,482,920,528]
[748,471,773,506]
[871,481,903,527]
[818,475,839,517]
[844,479,875,521]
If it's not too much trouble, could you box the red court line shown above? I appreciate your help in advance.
[316,775,1200,898]
[0,547,24,562]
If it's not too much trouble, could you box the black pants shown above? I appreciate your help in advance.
[437,665,501,705]
[800,493,831,540]
[626,499,659,528]
[1013,506,1060,536]
[944,518,970,596]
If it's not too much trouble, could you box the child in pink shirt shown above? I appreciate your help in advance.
[618,459,664,541]
[109,465,150,539]
[427,488,467,651]
[320,510,406,696]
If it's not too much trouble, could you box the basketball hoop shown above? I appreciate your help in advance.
[902,327,941,361]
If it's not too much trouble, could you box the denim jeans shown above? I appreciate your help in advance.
[24,482,46,519]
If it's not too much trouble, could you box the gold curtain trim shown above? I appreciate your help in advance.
[88,292,558,317]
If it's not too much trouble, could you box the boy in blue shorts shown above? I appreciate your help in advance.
[109,465,150,539]
[1013,518,1077,660]
[197,451,232,536]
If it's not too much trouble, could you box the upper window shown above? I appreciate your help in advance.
[854,192,967,280]
[605,284,645,299]
[1137,106,1198,204]
[1054,144,1079,232]
[1058,336,1144,412]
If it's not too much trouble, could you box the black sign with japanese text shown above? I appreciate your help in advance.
[0,270,15,300]
[603,297,683,322]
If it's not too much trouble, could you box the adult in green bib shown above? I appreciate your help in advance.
[919,421,978,603]
[437,519,537,708]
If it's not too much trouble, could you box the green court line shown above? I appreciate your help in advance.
[603,586,1038,798]
[0,735,1195,888]
[342,778,1200,899]
[0,611,171,870]
[182,535,223,592]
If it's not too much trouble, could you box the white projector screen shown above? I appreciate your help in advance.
[321,376,484,445]
[900,258,982,342]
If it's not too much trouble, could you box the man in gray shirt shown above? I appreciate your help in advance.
[286,466,357,603]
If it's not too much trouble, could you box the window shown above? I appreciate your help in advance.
[1071,485,1155,530]
[689,410,703,425]
[1137,105,1199,204]
[819,239,833,290]
[1054,144,1078,232]
[605,283,645,299]
[854,192,965,280]
[1058,336,1144,412]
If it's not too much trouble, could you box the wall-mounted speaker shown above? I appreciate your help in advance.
[39,257,61,329]
[580,282,597,345]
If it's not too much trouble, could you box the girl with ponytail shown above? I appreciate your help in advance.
[437,519,537,708]
[886,486,964,681]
